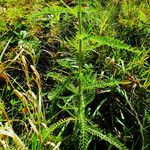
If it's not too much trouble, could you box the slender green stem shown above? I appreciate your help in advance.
[78,0,82,76]
[78,0,83,111]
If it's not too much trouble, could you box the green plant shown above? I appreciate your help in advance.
[46,1,140,149]
[0,0,149,149]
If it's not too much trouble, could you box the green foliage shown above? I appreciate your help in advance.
[78,113,89,150]
[42,117,75,143]
[0,0,149,149]
[87,127,128,150]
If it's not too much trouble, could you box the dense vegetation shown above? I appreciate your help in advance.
[0,0,150,149]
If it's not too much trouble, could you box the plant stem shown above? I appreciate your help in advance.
[78,0,84,112]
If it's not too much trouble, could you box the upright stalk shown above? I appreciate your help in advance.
[78,0,84,112]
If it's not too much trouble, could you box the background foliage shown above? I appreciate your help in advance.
[0,0,150,149]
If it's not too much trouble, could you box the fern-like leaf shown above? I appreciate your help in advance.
[83,80,122,91]
[47,83,64,101]
[47,74,78,101]
[88,35,141,53]
[42,117,75,143]
[87,127,128,150]
[48,117,75,133]
[78,114,89,150]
